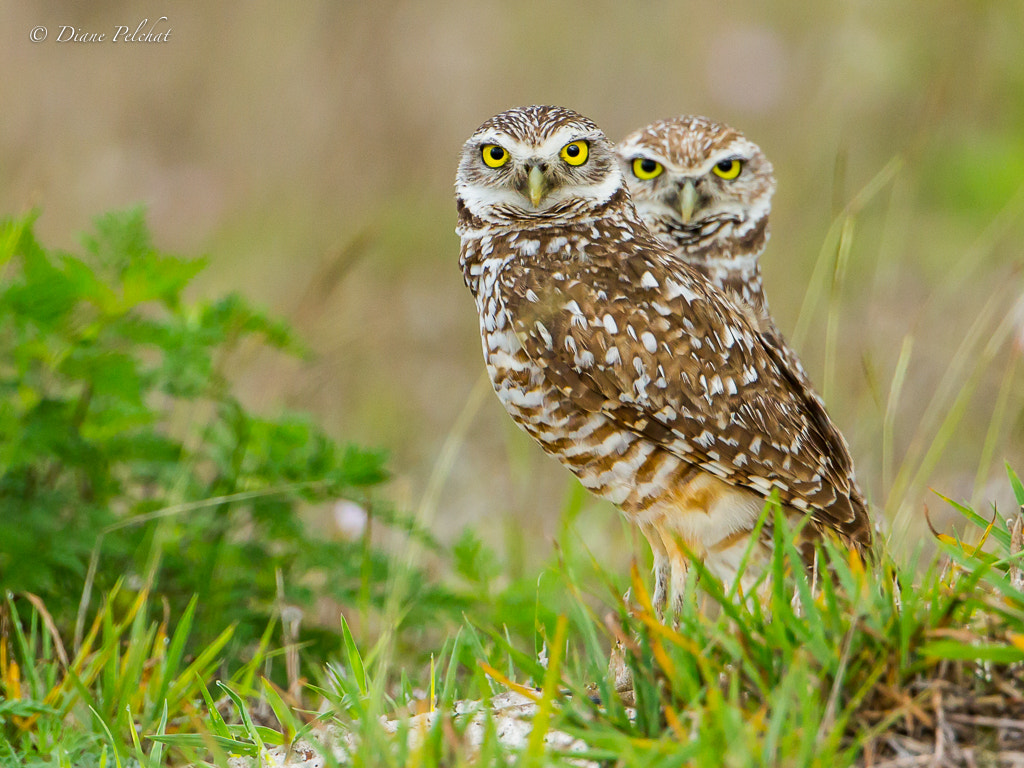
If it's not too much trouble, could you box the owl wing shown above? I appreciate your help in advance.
[498,245,868,543]
[757,326,857,484]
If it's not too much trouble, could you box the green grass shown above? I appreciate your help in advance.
[5,469,1024,766]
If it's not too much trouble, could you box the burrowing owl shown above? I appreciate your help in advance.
[617,114,867,515]
[455,106,871,615]
[617,116,776,331]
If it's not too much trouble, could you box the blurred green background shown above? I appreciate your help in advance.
[3,0,1023,572]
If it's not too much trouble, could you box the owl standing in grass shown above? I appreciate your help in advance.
[616,114,868,520]
[455,106,871,617]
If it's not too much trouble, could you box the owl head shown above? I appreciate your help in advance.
[456,105,625,226]
[616,116,775,261]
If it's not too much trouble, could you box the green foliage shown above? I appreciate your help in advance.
[5,468,1024,765]
[921,130,1024,219]
[0,209,402,658]
[453,529,500,592]
[0,587,249,767]
[294,467,1024,767]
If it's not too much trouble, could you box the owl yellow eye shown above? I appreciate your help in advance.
[482,144,509,168]
[560,140,589,166]
[712,158,742,180]
[632,157,664,180]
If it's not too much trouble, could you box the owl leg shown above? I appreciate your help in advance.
[640,522,670,619]
[658,528,701,625]
[667,544,691,625]
[653,558,670,620]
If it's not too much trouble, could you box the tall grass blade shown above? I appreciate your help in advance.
[150,594,197,717]
[340,613,368,697]
[217,681,265,753]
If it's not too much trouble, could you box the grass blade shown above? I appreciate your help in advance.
[340,612,368,697]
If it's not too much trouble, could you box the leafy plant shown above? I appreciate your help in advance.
[0,209,414,661]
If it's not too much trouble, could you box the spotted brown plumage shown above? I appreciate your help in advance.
[616,116,776,329]
[456,106,871,614]
[617,114,872,547]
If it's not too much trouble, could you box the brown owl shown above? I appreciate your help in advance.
[455,106,871,616]
[617,114,869,523]
[617,116,776,329]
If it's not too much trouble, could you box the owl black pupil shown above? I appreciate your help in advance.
[640,159,658,173]
[718,160,735,172]
[489,147,504,161]
[566,144,580,157]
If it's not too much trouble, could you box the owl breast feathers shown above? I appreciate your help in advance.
[456,105,871,605]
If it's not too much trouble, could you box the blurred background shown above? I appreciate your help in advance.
[3,0,1023,576]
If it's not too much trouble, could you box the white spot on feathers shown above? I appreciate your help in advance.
[656,405,677,420]
[664,277,699,304]
[501,386,545,409]
[546,236,568,254]
[565,300,587,328]
[705,460,730,478]
[534,321,553,348]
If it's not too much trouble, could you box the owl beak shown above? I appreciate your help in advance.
[527,165,547,207]
[679,179,699,224]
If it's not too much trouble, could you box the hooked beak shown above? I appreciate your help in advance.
[678,179,698,224]
[527,165,547,207]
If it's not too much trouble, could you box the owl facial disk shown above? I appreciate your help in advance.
[617,117,775,239]
[492,135,598,209]
[456,107,622,222]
